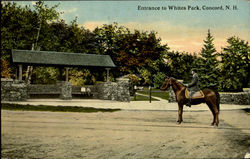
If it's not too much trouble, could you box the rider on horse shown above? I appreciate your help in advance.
[185,68,200,107]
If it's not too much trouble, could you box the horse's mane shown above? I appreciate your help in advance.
[170,77,176,80]
[170,77,185,87]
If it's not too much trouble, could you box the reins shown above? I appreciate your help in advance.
[170,78,186,90]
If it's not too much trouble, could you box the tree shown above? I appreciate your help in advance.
[117,30,168,74]
[194,30,219,90]
[1,2,39,78]
[219,36,249,92]
[32,67,59,84]
[153,72,166,88]
[93,23,129,57]
[164,51,196,82]
[1,59,12,78]
[26,0,60,84]
[93,23,168,81]
[1,1,61,82]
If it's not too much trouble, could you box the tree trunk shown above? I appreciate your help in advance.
[25,15,42,84]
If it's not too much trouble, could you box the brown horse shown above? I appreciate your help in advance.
[160,77,220,126]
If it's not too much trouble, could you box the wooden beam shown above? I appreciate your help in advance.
[106,68,111,82]
[18,64,22,81]
[65,67,69,82]
[15,66,18,80]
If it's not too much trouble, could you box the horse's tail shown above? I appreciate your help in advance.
[215,91,220,112]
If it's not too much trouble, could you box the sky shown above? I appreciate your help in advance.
[16,0,249,53]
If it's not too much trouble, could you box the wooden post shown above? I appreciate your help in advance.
[134,85,137,101]
[15,66,18,80]
[106,68,110,82]
[65,67,69,82]
[18,64,23,81]
[149,86,152,103]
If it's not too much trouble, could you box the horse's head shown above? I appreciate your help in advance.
[160,76,172,91]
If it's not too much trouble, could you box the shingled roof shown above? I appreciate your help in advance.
[12,50,116,68]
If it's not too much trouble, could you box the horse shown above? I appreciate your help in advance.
[160,77,220,126]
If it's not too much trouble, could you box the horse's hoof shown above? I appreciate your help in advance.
[211,123,219,127]
[177,121,182,125]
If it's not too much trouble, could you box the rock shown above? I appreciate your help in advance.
[96,78,130,102]
[1,78,28,101]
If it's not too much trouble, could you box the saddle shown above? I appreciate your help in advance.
[185,89,205,99]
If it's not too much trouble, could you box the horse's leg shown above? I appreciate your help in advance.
[206,100,219,126]
[177,103,183,124]
[210,96,219,126]
[214,103,219,126]
[206,101,216,126]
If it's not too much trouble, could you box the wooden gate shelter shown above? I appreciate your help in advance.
[12,50,116,82]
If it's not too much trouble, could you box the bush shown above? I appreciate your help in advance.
[153,72,166,88]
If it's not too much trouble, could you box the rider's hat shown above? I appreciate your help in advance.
[191,68,197,72]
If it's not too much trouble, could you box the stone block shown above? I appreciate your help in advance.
[220,92,250,105]
[95,78,130,102]
[1,79,28,101]
[60,81,72,100]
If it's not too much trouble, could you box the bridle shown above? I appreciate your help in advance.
[161,77,172,91]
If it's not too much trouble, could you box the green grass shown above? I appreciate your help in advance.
[1,103,121,113]
[130,94,159,101]
[136,88,169,100]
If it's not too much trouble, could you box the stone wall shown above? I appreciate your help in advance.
[169,87,176,103]
[96,78,130,102]
[2,78,130,102]
[169,79,183,103]
[220,91,250,105]
[116,78,130,102]
[58,81,72,100]
[96,82,117,100]
[28,84,60,94]
[1,78,28,101]
[28,81,72,100]
[169,86,250,105]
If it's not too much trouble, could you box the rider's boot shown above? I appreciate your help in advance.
[186,98,191,107]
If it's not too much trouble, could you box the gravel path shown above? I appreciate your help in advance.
[1,109,250,159]
[2,97,250,111]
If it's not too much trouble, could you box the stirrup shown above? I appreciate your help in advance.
[186,100,191,107]
[186,103,191,107]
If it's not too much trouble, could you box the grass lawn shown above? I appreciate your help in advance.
[136,88,169,100]
[1,103,120,113]
[130,94,159,101]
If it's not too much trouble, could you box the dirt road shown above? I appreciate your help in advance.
[1,109,250,159]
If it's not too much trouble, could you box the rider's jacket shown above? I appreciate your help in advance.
[187,73,200,92]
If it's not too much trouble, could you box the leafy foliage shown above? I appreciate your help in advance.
[32,67,59,84]
[1,2,38,73]
[94,23,168,77]
[128,74,141,85]
[32,0,60,50]
[69,69,97,86]
[218,36,250,91]
[194,30,219,90]
[153,72,166,88]
[164,51,197,82]
[1,59,12,78]
[1,2,249,92]
[138,68,152,85]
